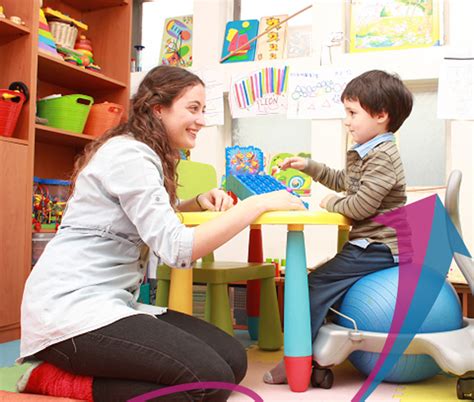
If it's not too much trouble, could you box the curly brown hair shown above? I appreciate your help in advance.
[71,65,205,206]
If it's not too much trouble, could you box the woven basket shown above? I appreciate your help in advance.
[49,20,78,49]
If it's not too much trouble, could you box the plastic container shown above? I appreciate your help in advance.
[34,177,71,200]
[32,232,55,266]
[37,94,94,133]
[83,102,123,137]
[0,89,26,137]
[49,20,78,49]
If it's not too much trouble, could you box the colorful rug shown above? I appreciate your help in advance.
[0,335,462,401]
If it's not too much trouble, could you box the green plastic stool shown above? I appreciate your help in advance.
[157,260,283,351]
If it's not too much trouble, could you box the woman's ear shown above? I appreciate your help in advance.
[153,104,162,119]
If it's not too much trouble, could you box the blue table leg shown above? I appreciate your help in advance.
[284,225,312,392]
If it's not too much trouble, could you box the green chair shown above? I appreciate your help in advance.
[156,160,283,351]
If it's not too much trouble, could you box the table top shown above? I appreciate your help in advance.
[179,210,351,226]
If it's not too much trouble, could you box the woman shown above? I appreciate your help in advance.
[18,66,305,401]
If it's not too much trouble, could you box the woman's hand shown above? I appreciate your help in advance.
[192,190,305,261]
[279,156,307,171]
[197,189,234,212]
[251,190,306,213]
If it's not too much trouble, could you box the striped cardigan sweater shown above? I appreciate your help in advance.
[303,141,407,255]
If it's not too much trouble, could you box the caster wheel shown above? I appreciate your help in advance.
[457,377,474,400]
[8,81,30,102]
[311,367,334,389]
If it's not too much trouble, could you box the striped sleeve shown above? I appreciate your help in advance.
[302,159,347,192]
[326,151,396,220]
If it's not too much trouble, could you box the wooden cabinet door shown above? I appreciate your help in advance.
[0,141,29,340]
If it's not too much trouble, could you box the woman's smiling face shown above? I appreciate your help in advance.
[156,84,206,150]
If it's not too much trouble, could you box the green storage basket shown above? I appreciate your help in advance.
[37,94,94,133]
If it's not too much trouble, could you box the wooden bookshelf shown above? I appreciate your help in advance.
[35,124,95,147]
[0,136,29,146]
[62,0,128,12]
[0,0,131,342]
[38,51,127,91]
[0,18,30,40]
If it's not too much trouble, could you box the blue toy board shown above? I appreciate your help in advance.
[225,145,308,208]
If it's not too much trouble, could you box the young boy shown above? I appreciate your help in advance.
[264,69,413,384]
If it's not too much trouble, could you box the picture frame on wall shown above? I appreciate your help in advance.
[159,15,193,67]
[348,0,444,53]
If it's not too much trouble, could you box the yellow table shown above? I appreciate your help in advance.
[171,210,350,392]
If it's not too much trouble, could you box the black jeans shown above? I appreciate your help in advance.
[35,310,247,402]
[309,242,396,343]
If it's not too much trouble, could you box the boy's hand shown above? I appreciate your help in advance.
[279,157,306,171]
[319,194,334,210]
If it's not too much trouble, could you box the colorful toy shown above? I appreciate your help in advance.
[42,7,102,71]
[43,7,88,31]
[56,41,101,71]
[74,35,101,71]
[38,7,61,58]
[225,145,308,208]
[226,145,264,177]
[32,177,71,231]
[268,152,312,196]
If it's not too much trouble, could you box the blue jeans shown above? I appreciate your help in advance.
[309,242,396,343]
[35,310,247,401]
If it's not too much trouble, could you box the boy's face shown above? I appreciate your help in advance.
[343,99,389,145]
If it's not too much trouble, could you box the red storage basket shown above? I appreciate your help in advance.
[0,89,26,137]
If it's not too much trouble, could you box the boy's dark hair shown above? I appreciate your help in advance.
[341,70,413,133]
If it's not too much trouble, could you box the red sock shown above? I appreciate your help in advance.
[23,362,93,401]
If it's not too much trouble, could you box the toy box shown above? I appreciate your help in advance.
[32,177,71,231]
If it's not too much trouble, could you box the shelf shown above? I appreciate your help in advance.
[32,229,57,234]
[61,0,128,12]
[38,51,127,92]
[35,124,95,147]
[0,18,30,41]
[0,136,28,146]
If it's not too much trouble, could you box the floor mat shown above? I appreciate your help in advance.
[0,336,461,401]
[228,345,401,402]
[394,373,460,402]
[0,364,30,393]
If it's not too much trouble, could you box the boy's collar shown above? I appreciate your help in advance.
[351,132,395,158]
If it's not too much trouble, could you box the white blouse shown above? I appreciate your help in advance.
[19,135,194,361]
